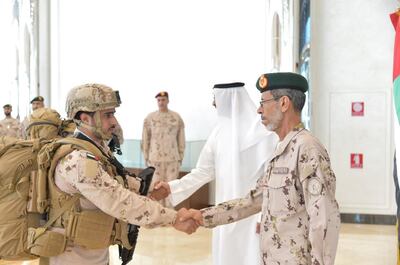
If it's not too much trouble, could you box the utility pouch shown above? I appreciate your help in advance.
[66,210,114,249]
[28,228,66,257]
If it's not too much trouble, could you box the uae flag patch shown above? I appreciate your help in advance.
[86,153,99,161]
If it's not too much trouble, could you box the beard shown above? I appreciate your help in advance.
[264,109,283,131]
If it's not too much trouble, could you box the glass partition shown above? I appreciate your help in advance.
[116,139,206,172]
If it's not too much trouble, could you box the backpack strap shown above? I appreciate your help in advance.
[56,138,108,162]
[32,138,43,152]
[37,142,74,213]
[25,121,59,132]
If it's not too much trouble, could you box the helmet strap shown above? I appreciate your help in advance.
[73,111,112,141]
[93,111,113,141]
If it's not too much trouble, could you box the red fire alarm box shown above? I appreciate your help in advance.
[352,102,364,116]
[350,153,363,168]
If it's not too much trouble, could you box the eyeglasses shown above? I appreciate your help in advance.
[259,97,278,106]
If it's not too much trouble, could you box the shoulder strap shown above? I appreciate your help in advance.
[56,138,107,162]
[37,142,76,213]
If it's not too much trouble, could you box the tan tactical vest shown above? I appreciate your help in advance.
[28,138,132,257]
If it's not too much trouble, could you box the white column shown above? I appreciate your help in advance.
[37,0,51,106]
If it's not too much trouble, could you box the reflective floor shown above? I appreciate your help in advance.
[0,224,397,265]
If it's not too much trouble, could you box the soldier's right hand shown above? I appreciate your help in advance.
[149,181,171,201]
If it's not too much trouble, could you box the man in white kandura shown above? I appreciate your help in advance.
[151,82,278,265]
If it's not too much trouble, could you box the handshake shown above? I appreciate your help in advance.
[148,181,172,201]
[149,181,204,235]
[173,208,204,234]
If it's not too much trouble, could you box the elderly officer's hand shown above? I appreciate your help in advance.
[149,181,171,201]
[175,208,204,226]
[173,208,200,234]
[186,208,204,226]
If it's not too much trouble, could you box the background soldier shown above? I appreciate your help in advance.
[141,91,185,207]
[0,104,21,138]
[20,96,45,139]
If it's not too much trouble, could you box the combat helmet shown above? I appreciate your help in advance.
[65,83,121,140]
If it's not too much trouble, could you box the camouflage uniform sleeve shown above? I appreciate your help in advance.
[177,114,185,161]
[200,179,263,228]
[126,176,141,193]
[141,117,151,162]
[64,150,177,227]
[298,146,341,265]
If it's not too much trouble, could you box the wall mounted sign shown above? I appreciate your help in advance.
[351,102,364,116]
[350,153,363,169]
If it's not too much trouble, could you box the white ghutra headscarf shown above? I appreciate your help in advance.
[213,83,277,202]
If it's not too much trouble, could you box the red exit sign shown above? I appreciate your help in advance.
[350,153,363,169]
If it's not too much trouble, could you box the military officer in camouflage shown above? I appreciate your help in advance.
[0,104,22,138]
[141,91,185,207]
[49,84,199,265]
[193,72,341,265]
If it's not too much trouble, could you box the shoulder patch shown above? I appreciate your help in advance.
[307,178,322,196]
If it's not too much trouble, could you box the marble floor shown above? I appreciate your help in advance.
[0,223,397,265]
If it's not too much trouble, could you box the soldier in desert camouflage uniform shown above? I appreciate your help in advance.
[0,104,21,138]
[48,84,199,265]
[141,91,185,207]
[196,72,341,265]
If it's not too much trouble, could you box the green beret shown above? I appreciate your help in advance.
[3,104,12,108]
[155,91,169,98]
[256,72,308,93]
[30,96,44,103]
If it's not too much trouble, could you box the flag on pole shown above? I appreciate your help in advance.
[391,10,400,121]
[390,9,400,265]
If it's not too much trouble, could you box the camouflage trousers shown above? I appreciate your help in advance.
[148,160,180,208]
